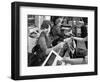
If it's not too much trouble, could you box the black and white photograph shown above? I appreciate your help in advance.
[11,2,97,80]
[28,15,88,66]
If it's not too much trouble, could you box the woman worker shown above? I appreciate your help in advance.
[51,16,65,46]
[33,20,65,66]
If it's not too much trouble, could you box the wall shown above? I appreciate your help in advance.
[0,0,99,82]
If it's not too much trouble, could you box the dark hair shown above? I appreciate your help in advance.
[51,16,62,25]
[81,25,87,38]
[41,20,52,30]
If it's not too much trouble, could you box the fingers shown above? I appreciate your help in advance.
[64,38,71,42]
[58,42,64,48]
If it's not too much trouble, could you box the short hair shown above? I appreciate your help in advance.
[51,16,62,25]
[55,18,63,25]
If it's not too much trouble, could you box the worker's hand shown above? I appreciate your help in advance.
[64,38,71,42]
[54,42,65,53]
[71,36,74,39]
[59,42,65,48]
[55,42,64,49]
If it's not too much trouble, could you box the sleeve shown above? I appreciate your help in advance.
[38,35,47,54]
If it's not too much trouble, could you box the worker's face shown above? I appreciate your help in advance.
[57,22,62,27]
[56,18,63,27]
